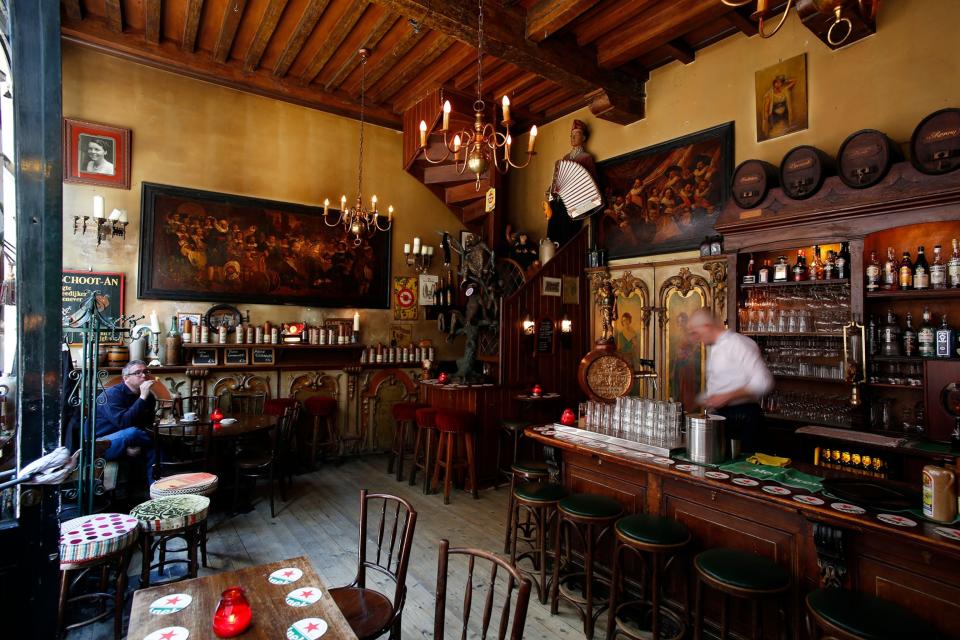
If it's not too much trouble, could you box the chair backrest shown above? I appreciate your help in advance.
[352,489,417,626]
[150,421,214,480]
[264,397,298,417]
[224,391,266,415]
[176,394,219,419]
[434,540,531,640]
[274,403,300,457]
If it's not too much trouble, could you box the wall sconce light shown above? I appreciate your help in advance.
[74,196,128,246]
[522,313,536,336]
[403,236,434,273]
[560,315,573,334]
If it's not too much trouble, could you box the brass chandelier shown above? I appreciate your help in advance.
[323,48,393,245]
[721,0,877,45]
[418,0,538,190]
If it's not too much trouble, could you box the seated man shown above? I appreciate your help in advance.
[95,359,158,483]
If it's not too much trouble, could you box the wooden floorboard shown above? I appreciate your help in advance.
[68,455,587,639]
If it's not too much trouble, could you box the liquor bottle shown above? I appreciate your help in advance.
[823,250,836,280]
[936,315,955,359]
[758,259,771,284]
[882,246,898,290]
[913,245,930,290]
[903,312,917,357]
[919,306,936,358]
[773,255,789,282]
[931,244,947,289]
[810,245,824,281]
[880,309,902,357]
[867,314,878,356]
[445,269,454,307]
[792,249,808,282]
[899,250,914,290]
[950,239,960,288]
[865,250,881,292]
[743,255,756,284]
[836,242,851,279]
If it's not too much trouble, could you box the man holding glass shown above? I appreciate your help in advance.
[95,359,158,482]
[688,309,773,455]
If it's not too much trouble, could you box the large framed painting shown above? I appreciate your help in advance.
[597,123,733,260]
[139,183,391,308]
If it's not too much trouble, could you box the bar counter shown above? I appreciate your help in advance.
[526,426,960,637]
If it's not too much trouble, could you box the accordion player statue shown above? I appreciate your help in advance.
[546,119,602,246]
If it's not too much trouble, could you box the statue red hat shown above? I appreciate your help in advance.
[571,119,587,133]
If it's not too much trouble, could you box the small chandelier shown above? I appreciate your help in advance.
[323,48,393,245]
[722,0,874,45]
[418,0,538,190]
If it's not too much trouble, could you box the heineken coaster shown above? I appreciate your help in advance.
[287,618,329,640]
[148,593,192,615]
[269,567,304,585]
[144,626,189,640]
[286,586,323,607]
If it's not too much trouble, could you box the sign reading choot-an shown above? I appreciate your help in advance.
[62,270,125,344]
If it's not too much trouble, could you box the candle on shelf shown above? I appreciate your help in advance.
[528,125,538,153]
[442,100,451,130]
[93,195,104,219]
[403,243,411,255]
[501,95,511,123]
[353,311,360,332]
[413,237,421,254]
[149,310,160,333]
[323,198,329,216]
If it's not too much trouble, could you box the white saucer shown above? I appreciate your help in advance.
[219,418,237,426]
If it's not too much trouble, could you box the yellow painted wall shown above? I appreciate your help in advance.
[509,2,960,237]
[61,43,463,357]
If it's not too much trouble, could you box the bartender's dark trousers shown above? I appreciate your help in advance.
[716,402,763,455]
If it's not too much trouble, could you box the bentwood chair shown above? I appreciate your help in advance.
[223,391,266,415]
[232,405,298,517]
[434,539,532,640]
[330,490,418,640]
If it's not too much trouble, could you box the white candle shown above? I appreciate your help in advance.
[149,310,160,333]
[442,100,451,130]
[93,195,104,219]
[501,95,511,123]
[403,243,411,255]
[413,237,421,253]
[528,125,538,153]
[340,195,347,210]
[108,208,121,221]
[419,120,427,147]
[353,312,360,332]
[388,205,394,221]
[428,246,434,256]
[371,194,377,210]
[323,198,329,216]
[118,209,128,223]
[453,135,462,153]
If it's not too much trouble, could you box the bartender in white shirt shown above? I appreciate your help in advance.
[687,309,774,454]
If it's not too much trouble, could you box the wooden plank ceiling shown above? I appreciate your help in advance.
[60,0,760,129]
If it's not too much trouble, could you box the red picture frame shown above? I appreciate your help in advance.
[62,118,131,189]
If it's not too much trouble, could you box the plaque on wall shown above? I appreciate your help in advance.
[536,318,554,354]
[191,348,218,366]
[578,348,633,402]
[62,270,125,344]
[224,348,249,365]
[252,348,275,364]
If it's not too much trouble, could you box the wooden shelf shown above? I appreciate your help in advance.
[745,332,843,338]
[742,278,849,289]
[764,412,852,429]
[773,374,848,383]
[865,288,960,300]
[870,355,924,362]
[181,343,363,350]
[867,382,924,391]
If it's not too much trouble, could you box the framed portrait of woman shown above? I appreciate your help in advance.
[755,54,808,142]
[62,118,132,189]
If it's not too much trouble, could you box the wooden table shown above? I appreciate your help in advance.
[210,414,278,439]
[129,556,357,639]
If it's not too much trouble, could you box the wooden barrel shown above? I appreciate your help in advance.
[836,129,902,189]
[106,345,129,367]
[731,159,778,208]
[779,145,833,200]
[910,108,960,175]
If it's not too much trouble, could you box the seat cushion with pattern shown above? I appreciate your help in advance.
[59,513,139,565]
[149,472,219,499]
[131,494,210,532]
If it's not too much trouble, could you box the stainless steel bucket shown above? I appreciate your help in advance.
[686,412,726,464]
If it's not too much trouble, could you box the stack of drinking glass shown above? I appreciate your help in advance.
[578,396,684,449]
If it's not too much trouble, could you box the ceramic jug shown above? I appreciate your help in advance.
[128,335,147,362]
[539,238,559,265]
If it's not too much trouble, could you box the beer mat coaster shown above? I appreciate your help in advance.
[675,464,699,472]
[830,502,866,515]
[705,471,730,480]
[732,477,760,487]
[287,618,328,640]
[144,627,189,640]
[718,462,823,493]
[269,567,304,585]
[876,513,918,527]
[762,485,792,496]
[793,495,825,506]
[652,457,675,465]
[934,527,960,541]
[286,587,323,607]
[148,593,192,615]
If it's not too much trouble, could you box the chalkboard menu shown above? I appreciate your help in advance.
[252,348,275,364]
[62,270,125,344]
[191,348,218,365]
[536,318,554,353]
[224,348,248,365]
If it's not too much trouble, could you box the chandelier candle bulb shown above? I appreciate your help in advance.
[323,198,329,216]
[419,120,427,147]
[340,195,346,209]
[501,95,511,123]
[453,135,462,154]
[353,312,360,332]
[528,125,538,153]
[442,100,451,130]
[371,194,377,210]
[388,205,394,221]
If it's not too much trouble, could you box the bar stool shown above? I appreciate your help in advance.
[502,460,549,552]
[693,548,791,640]
[805,588,936,639]
[58,513,139,640]
[606,514,691,640]
[495,419,531,488]
[509,480,567,604]
[388,402,425,481]
[131,494,210,587]
[303,395,339,465]
[550,493,624,639]
[408,407,438,494]
[432,408,479,505]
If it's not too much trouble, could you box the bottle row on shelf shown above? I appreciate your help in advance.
[866,240,960,292]
[868,360,923,387]
[869,307,958,359]
[744,243,851,284]
[814,446,888,479]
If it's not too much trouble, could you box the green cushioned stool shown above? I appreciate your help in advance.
[507,482,568,605]
[515,481,567,502]
[501,460,550,553]
[806,588,937,640]
[494,419,534,490]
[694,548,791,640]
[607,515,692,640]
[550,494,624,639]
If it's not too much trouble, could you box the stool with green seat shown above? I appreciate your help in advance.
[502,459,550,552]
[495,419,532,488]
[606,514,691,640]
[693,547,791,640]
[550,493,624,639]
[508,480,568,604]
[805,588,937,639]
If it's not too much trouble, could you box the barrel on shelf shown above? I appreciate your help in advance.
[730,159,778,209]
[910,108,960,175]
[836,129,903,189]
[780,145,833,200]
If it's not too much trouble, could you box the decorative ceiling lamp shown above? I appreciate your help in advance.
[722,0,876,46]
[323,49,393,245]
[417,0,538,190]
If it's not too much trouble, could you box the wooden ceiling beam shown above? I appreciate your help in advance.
[480,63,520,97]
[513,78,557,106]
[324,12,396,91]
[663,39,695,65]
[352,27,427,96]
[62,0,82,23]
[545,92,587,120]
[181,0,204,53]
[391,42,476,112]
[299,1,367,84]
[724,8,759,36]
[455,55,500,91]
[104,0,123,32]
[528,87,572,114]
[369,0,643,116]
[574,0,657,46]
[526,0,598,43]
[144,0,161,45]
[61,21,402,129]
[213,0,246,63]
[371,33,453,103]
[489,71,539,101]
[242,0,290,73]
[272,0,331,77]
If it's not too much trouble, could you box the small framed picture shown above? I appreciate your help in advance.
[252,348,275,364]
[62,118,131,189]
[460,230,476,249]
[542,276,562,297]
[224,348,249,365]
[191,348,218,366]
[562,276,580,305]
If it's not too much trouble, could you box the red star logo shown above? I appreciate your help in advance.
[165,596,181,605]
[159,632,177,640]
[305,622,320,632]
[283,570,294,577]
[299,590,314,598]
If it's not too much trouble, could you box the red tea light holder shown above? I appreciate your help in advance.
[437,372,449,384]
[210,407,224,428]
[531,384,543,398]
[560,408,576,426]
[213,587,252,637]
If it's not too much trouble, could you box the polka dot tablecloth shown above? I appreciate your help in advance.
[59,513,139,564]
[150,472,219,499]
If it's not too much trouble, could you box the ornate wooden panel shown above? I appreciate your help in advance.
[362,369,418,450]
[657,266,710,408]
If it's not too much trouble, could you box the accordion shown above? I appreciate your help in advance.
[554,160,602,219]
